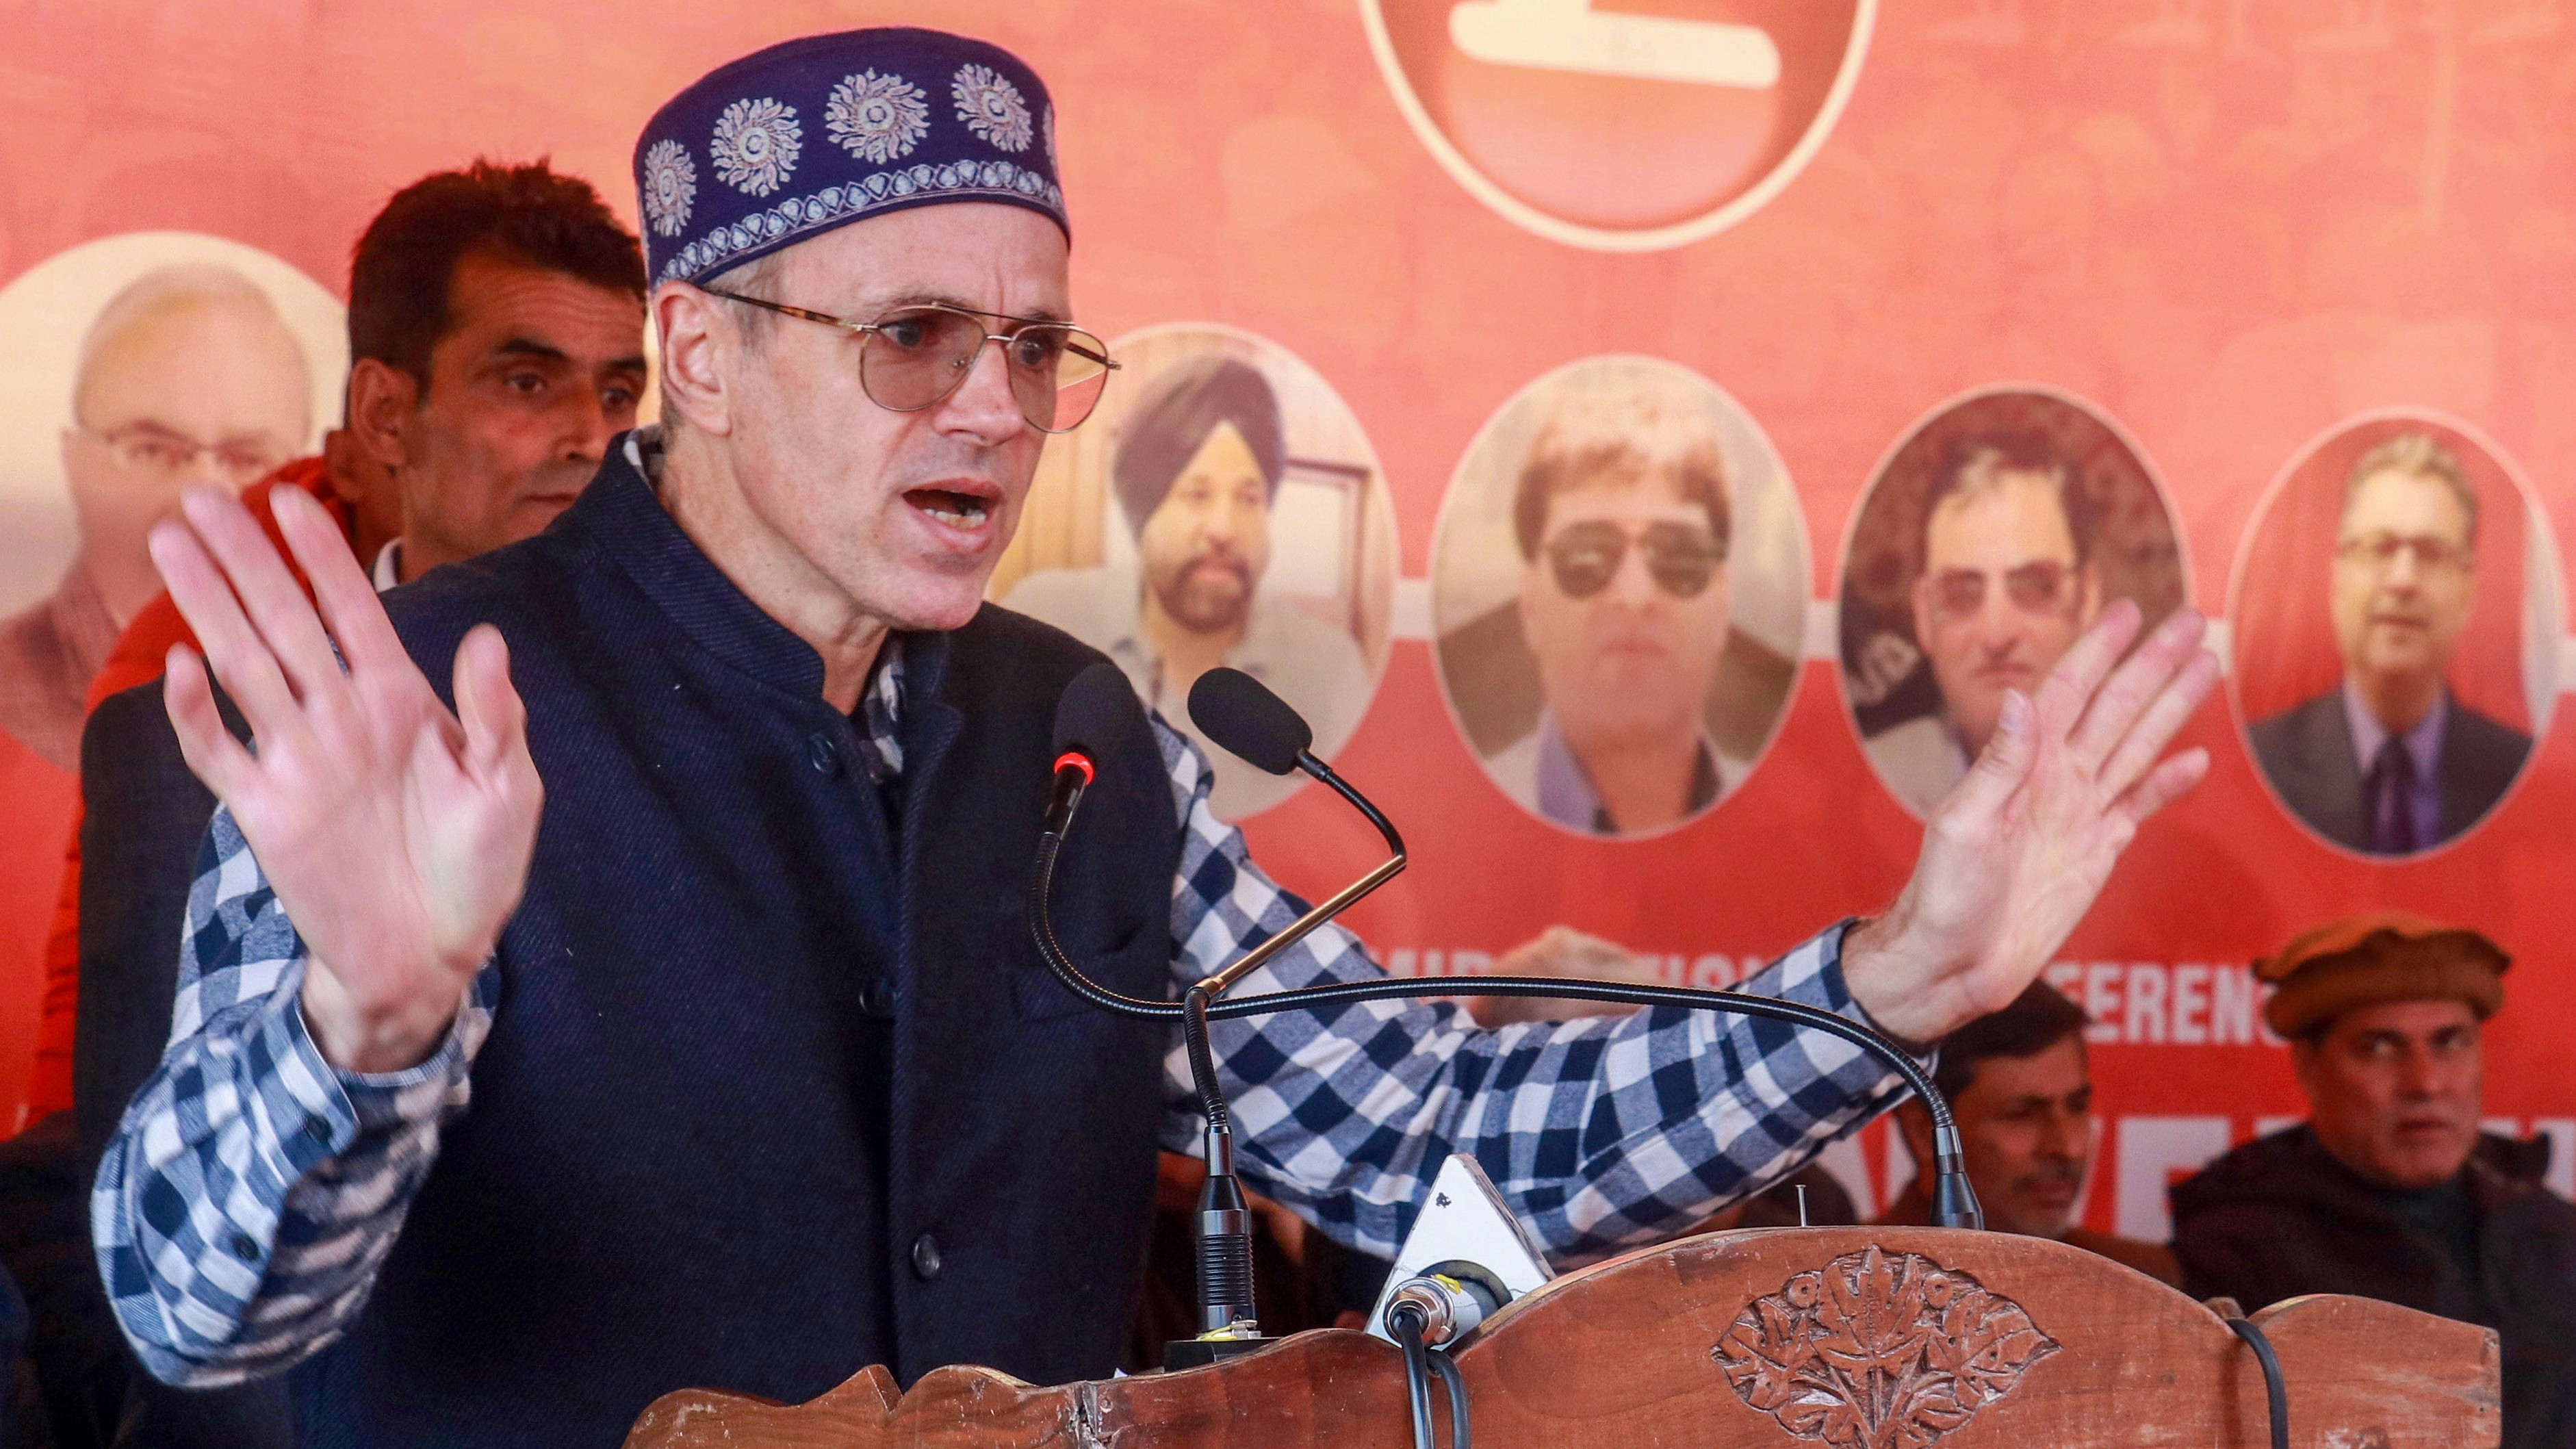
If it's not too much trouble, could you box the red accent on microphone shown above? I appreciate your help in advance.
[1053,751,1095,786]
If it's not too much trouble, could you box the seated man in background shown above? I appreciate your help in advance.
[1868,434,2102,816]
[1494,373,1741,835]
[1877,981,2177,1284]
[1007,353,1369,819]
[20,159,645,1449]
[2249,434,2529,854]
[2170,914,2575,1449]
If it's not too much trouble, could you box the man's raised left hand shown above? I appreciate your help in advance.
[1844,599,2221,1044]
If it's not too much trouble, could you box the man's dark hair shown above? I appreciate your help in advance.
[1510,377,1729,561]
[348,159,645,394]
[1932,981,2091,1101]
[1918,431,2100,569]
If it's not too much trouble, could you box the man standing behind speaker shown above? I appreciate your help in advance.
[54,160,644,1449]
[2249,433,2529,854]
[94,28,2217,1446]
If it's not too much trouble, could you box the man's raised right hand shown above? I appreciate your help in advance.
[153,486,541,1074]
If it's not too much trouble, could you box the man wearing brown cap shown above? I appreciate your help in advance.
[2169,914,2575,1449]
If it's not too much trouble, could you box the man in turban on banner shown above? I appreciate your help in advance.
[2169,914,2576,1449]
[93,27,2217,1445]
[1007,352,1371,818]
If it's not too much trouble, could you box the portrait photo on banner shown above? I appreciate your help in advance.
[0,231,344,775]
[1838,385,2187,820]
[992,323,1397,821]
[2230,410,2561,859]
[1430,354,1807,841]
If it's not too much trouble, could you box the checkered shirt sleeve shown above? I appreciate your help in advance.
[94,671,1918,1387]
[92,808,495,1386]
[1148,719,1918,1264]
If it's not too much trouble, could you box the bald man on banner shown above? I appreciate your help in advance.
[1,266,308,772]
[93,26,2217,1445]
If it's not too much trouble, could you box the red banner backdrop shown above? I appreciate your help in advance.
[2,0,2571,1246]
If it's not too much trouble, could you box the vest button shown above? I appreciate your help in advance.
[807,734,842,778]
[864,979,897,1018]
[911,1233,943,1282]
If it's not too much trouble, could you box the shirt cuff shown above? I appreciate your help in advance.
[274,979,476,1153]
[1821,917,1941,1068]
[1734,919,1938,1083]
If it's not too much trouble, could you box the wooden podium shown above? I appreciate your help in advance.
[624,1227,2500,1448]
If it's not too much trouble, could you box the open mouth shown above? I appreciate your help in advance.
[907,487,992,530]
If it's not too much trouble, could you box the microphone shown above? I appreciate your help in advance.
[1037,665,1408,1365]
[1183,669,1407,997]
[1186,667,1309,775]
[1028,671,1983,1368]
[1046,663,1139,836]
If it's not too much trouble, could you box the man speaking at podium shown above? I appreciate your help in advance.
[90,28,2219,1447]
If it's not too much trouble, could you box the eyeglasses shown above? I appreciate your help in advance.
[77,424,287,487]
[2336,532,2471,576]
[705,292,1117,434]
[1924,561,2078,622]
[1542,520,1727,600]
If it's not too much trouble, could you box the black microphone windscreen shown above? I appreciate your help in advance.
[1188,667,1312,776]
[1055,662,1144,762]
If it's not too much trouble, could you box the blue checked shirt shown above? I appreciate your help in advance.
[94,645,1918,1386]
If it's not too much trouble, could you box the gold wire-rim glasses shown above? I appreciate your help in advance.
[706,290,1118,435]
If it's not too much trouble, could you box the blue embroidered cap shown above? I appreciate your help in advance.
[633,27,1066,287]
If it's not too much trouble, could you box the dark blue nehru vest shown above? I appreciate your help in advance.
[287,452,1181,1446]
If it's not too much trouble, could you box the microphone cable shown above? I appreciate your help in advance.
[1384,1298,1470,1449]
[1028,822,1982,1225]
[2223,1312,2291,1449]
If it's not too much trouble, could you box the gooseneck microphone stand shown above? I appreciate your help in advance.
[1031,665,1983,1372]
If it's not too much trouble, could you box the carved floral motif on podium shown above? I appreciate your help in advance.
[1712,1246,2060,1449]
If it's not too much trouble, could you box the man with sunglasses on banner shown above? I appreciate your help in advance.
[94,28,2219,1446]
[1497,376,1742,836]
[1867,435,2104,817]
[2249,433,2529,855]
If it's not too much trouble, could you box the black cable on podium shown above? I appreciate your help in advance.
[1031,664,1983,1371]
